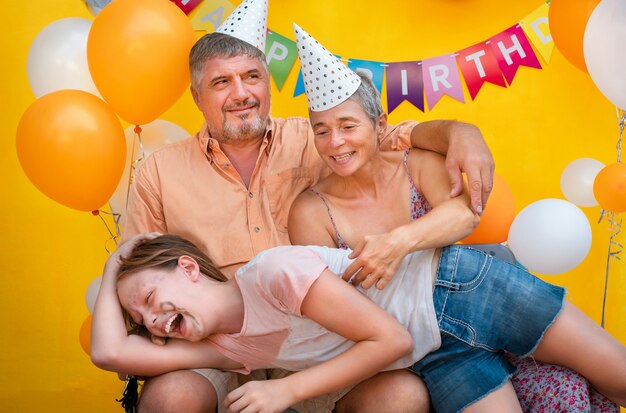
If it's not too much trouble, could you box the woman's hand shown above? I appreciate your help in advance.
[342,230,409,290]
[224,379,296,413]
[103,232,161,277]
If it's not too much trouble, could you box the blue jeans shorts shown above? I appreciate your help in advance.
[410,245,566,413]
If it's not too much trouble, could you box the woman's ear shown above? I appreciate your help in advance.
[377,112,388,136]
[178,256,200,281]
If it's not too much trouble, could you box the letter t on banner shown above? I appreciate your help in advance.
[386,61,424,114]
[456,43,507,100]
[490,25,542,85]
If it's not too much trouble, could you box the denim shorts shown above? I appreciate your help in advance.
[410,245,566,413]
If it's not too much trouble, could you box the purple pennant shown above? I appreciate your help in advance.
[385,61,424,114]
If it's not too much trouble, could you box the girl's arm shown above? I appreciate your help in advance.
[345,150,479,289]
[224,269,413,412]
[90,233,235,377]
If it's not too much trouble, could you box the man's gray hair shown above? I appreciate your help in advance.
[189,32,268,90]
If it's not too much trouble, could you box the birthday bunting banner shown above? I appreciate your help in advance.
[191,1,553,113]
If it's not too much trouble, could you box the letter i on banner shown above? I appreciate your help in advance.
[519,2,554,63]
[385,61,424,114]
[266,30,298,91]
[190,0,236,32]
[489,25,542,85]
[422,54,465,110]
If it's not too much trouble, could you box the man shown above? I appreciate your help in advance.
[121,1,494,412]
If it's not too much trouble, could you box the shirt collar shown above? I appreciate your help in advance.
[198,118,275,162]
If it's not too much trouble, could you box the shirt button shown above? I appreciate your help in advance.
[254,226,261,233]
[223,163,230,169]
[248,192,254,198]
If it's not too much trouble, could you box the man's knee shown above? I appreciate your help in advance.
[138,370,218,413]
[335,370,430,413]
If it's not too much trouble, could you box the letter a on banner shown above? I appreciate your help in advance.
[490,25,542,85]
[191,0,236,32]
[386,61,424,113]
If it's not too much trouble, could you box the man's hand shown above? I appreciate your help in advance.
[224,379,296,413]
[445,122,494,215]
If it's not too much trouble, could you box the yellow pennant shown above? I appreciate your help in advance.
[190,0,237,32]
[519,2,554,63]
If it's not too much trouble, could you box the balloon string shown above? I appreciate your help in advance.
[123,125,146,213]
[597,107,625,328]
[94,209,122,254]
[616,108,624,163]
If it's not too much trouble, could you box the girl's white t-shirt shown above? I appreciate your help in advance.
[207,245,440,374]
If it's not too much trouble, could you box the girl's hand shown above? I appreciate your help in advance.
[224,379,296,413]
[342,231,408,290]
[103,232,161,276]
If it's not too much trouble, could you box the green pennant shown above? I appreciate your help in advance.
[265,30,298,91]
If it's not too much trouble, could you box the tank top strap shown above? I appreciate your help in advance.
[402,149,433,220]
[309,189,350,250]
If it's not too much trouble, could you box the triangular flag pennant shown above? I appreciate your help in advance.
[190,0,236,32]
[422,54,465,109]
[489,25,542,85]
[456,42,507,100]
[385,61,424,113]
[519,3,554,63]
[170,0,202,15]
[347,59,385,93]
[265,30,298,91]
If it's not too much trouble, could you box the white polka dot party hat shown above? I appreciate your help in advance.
[293,23,361,112]
[216,0,268,51]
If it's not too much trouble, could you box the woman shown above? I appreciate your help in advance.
[287,24,623,412]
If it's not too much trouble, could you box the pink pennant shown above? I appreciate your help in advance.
[456,43,507,100]
[170,0,203,14]
[422,54,465,109]
[489,25,542,85]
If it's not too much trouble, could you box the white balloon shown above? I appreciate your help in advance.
[583,0,626,109]
[85,275,102,313]
[508,199,592,275]
[560,158,605,207]
[109,120,191,217]
[27,18,101,98]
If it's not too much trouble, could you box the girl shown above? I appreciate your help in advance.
[91,232,626,413]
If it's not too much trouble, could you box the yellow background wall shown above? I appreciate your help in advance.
[1,0,624,411]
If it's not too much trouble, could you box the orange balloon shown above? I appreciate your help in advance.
[16,90,126,212]
[79,315,92,355]
[87,0,197,125]
[461,173,516,244]
[593,162,626,213]
[549,0,601,73]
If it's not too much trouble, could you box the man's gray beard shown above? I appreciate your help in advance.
[212,115,266,144]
